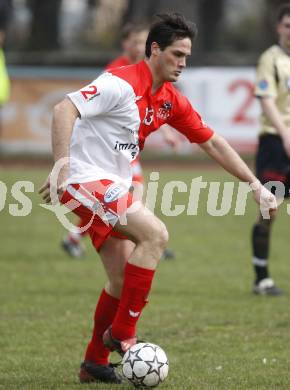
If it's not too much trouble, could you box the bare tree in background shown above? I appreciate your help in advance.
[88,0,127,48]
[122,0,156,23]
[0,0,12,46]
[122,0,225,51]
[198,0,225,50]
[122,0,198,27]
[27,0,62,50]
[0,0,12,140]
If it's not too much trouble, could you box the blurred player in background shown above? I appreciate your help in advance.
[251,3,290,296]
[0,0,11,142]
[62,22,179,259]
[40,13,276,384]
[106,22,149,69]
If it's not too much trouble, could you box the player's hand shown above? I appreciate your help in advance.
[39,174,52,203]
[251,181,277,218]
[39,166,68,204]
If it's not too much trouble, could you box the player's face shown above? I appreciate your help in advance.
[277,15,290,51]
[156,38,192,82]
[123,30,148,63]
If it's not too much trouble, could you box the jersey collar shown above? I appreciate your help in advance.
[139,60,167,100]
[278,43,290,56]
[139,60,153,85]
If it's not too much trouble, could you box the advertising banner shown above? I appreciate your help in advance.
[1,67,259,155]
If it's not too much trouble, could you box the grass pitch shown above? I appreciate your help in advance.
[1,166,290,389]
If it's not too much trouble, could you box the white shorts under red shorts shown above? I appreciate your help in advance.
[131,156,143,184]
[60,179,134,251]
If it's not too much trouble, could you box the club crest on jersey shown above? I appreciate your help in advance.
[143,107,154,125]
[258,79,268,90]
[157,101,172,120]
[104,183,128,203]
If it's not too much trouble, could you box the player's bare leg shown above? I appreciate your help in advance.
[80,237,135,384]
[102,203,168,355]
[114,204,168,268]
[100,237,135,298]
[81,206,168,380]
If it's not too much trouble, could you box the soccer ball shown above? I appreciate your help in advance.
[122,342,169,388]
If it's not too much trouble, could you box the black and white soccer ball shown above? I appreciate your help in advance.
[121,342,169,388]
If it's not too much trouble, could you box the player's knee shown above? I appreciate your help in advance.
[150,221,169,250]
[159,222,169,248]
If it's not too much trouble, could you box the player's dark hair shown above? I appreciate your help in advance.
[277,3,290,22]
[121,22,149,41]
[145,13,197,58]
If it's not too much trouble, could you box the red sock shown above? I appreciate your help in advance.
[84,289,119,365]
[111,263,155,340]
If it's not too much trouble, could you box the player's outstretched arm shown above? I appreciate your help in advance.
[199,133,277,211]
[39,98,79,203]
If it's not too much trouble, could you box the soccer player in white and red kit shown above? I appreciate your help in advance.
[105,23,150,185]
[62,22,178,259]
[40,13,276,384]
[61,23,149,258]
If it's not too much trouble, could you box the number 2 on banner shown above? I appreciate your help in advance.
[228,79,255,125]
[81,85,97,100]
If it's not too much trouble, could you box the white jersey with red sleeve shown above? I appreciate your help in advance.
[67,60,214,186]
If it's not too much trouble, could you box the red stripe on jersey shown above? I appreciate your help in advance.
[105,56,132,71]
[109,60,214,147]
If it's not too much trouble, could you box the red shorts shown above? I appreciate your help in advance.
[61,180,134,251]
